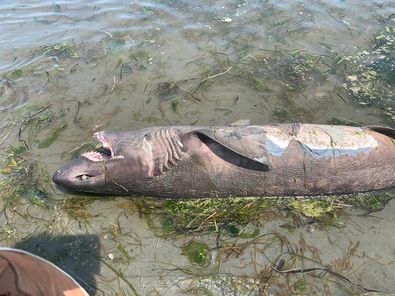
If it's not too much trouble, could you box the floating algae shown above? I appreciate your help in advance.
[133,190,394,238]
[276,52,325,87]
[10,69,22,78]
[37,123,67,149]
[0,145,50,209]
[170,99,182,113]
[41,42,78,58]
[339,26,394,123]
[181,240,210,266]
[61,196,103,222]
[290,200,335,218]
[340,191,394,212]
[135,197,280,236]
[63,142,101,160]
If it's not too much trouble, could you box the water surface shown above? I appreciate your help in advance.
[0,1,394,295]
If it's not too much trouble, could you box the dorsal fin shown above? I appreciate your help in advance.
[191,127,270,171]
[142,128,183,177]
[368,125,395,139]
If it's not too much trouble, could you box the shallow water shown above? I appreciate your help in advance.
[0,0,394,295]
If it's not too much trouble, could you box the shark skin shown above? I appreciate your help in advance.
[53,123,395,198]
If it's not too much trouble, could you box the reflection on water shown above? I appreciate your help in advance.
[0,0,394,295]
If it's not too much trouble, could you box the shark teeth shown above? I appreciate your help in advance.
[81,150,124,162]
[81,151,111,162]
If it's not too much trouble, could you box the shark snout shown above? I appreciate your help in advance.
[52,157,103,190]
[52,169,64,185]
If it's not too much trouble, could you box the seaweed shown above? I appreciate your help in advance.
[293,279,307,291]
[10,69,23,78]
[290,200,335,218]
[141,6,156,15]
[135,197,281,237]
[37,123,67,149]
[181,241,210,266]
[276,52,323,88]
[155,81,180,100]
[100,259,140,296]
[133,189,394,239]
[170,99,182,113]
[0,145,50,212]
[62,196,100,221]
[372,26,395,85]
[117,243,133,263]
[272,108,289,122]
[339,26,394,123]
[340,191,394,213]
[18,106,60,148]
[108,39,127,53]
[327,117,361,127]
[63,142,100,160]
[41,42,78,58]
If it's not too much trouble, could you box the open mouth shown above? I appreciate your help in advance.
[81,131,124,162]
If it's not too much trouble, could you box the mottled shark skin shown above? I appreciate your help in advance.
[52,123,395,198]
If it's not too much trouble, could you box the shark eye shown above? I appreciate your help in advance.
[76,174,92,181]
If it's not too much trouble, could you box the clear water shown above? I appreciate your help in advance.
[0,1,394,295]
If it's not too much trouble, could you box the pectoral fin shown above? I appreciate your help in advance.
[191,127,270,171]
[368,126,395,139]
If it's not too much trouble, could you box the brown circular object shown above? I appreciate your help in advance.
[0,248,88,296]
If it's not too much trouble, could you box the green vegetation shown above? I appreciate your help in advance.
[64,142,100,160]
[341,191,393,212]
[170,99,181,113]
[130,50,151,60]
[232,50,327,94]
[155,81,180,100]
[0,105,68,215]
[290,199,334,218]
[294,279,307,291]
[117,243,133,263]
[0,10,393,296]
[108,38,126,52]
[11,69,23,78]
[181,240,210,266]
[326,117,361,127]
[134,190,394,237]
[0,145,49,210]
[41,42,78,58]
[135,197,279,236]
[61,196,101,221]
[276,51,323,87]
[272,108,289,122]
[37,123,67,148]
[141,6,156,15]
[17,105,67,149]
[343,69,383,106]
[373,26,395,85]
[19,106,55,135]
[340,26,394,124]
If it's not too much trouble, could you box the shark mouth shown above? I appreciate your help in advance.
[81,132,124,162]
